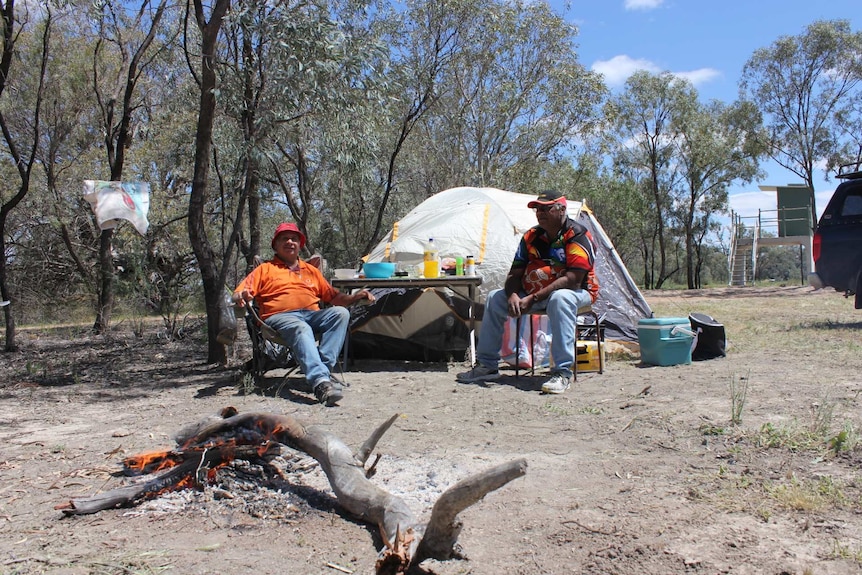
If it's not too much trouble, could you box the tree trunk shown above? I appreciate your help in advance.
[0,247,15,351]
[188,0,231,364]
[92,229,115,333]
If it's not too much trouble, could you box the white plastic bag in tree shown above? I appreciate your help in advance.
[83,180,150,236]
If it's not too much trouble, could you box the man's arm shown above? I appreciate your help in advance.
[503,267,526,297]
[503,267,530,317]
[330,289,376,307]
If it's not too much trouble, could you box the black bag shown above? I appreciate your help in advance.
[689,313,726,361]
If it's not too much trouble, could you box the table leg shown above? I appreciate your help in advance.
[468,284,477,365]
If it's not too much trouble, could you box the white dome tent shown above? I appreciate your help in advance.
[350,187,652,361]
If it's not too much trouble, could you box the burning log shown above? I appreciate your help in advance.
[56,443,279,514]
[58,408,527,574]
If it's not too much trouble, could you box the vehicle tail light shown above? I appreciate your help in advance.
[812,231,821,262]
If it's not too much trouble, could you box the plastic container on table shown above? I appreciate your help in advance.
[423,238,440,278]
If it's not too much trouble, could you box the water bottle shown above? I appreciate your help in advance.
[423,238,440,278]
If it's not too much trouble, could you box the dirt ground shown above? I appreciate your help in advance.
[2,285,862,575]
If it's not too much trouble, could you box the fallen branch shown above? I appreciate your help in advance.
[58,409,527,574]
[414,459,527,564]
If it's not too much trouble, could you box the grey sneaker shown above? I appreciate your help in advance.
[541,373,571,394]
[456,364,500,383]
[314,380,343,406]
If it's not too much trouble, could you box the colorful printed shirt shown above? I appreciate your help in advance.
[234,258,339,319]
[512,217,600,302]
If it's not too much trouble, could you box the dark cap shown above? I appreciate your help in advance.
[271,222,306,249]
[527,189,567,208]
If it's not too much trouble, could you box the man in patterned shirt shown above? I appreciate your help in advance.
[457,190,599,394]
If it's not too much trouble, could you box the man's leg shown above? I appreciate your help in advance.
[265,311,330,386]
[306,306,350,374]
[543,289,592,391]
[476,288,509,368]
[457,288,508,383]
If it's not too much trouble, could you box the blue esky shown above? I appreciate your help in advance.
[550,0,859,224]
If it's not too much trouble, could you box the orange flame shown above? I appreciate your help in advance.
[123,449,183,475]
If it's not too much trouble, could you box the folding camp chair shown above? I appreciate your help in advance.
[514,305,604,382]
[238,301,299,395]
[237,253,345,396]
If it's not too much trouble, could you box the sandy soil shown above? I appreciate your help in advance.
[2,285,862,575]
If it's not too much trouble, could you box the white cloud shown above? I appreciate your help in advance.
[675,68,722,86]
[624,0,664,10]
[591,55,660,87]
[592,55,721,89]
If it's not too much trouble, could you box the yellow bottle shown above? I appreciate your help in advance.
[423,238,440,278]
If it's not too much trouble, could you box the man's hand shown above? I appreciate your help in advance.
[233,290,252,307]
[507,292,535,317]
[352,289,376,305]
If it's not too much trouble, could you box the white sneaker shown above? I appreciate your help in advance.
[541,373,571,394]
[456,364,500,383]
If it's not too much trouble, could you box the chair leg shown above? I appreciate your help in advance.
[515,316,521,378]
[594,311,603,374]
[574,310,603,382]
[529,314,536,376]
[574,322,578,383]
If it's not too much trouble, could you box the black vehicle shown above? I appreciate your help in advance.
[809,165,862,308]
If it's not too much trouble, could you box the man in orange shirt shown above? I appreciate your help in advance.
[233,223,374,406]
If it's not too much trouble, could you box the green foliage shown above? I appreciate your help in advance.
[827,422,858,454]
[3,5,862,348]
[755,245,803,282]
[740,19,862,187]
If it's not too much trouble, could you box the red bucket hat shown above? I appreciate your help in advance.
[271,222,306,249]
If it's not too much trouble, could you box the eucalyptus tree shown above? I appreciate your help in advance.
[673,100,765,288]
[30,14,104,315]
[184,0,383,362]
[186,0,231,364]
[739,19,862,218]
[118,24,198,329]
[0,0,53,351]
[282,0,478,265]
[87,0,172,333]
[217,0,387,270]
[328,0,462,258]
[407,0,605,194]
[830,91,862,174]
[585,171,651,284]
[604,71,692,289]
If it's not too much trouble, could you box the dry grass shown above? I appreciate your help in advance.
[646,284,861,355]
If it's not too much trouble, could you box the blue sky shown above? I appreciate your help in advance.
[550,0,859,225]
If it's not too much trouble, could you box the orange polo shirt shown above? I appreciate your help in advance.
[234,258,339,320]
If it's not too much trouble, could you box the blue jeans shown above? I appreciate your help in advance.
[477,288,592,379]
[265,307,349,387]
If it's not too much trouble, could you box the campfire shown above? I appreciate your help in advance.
[56,407,527,574]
